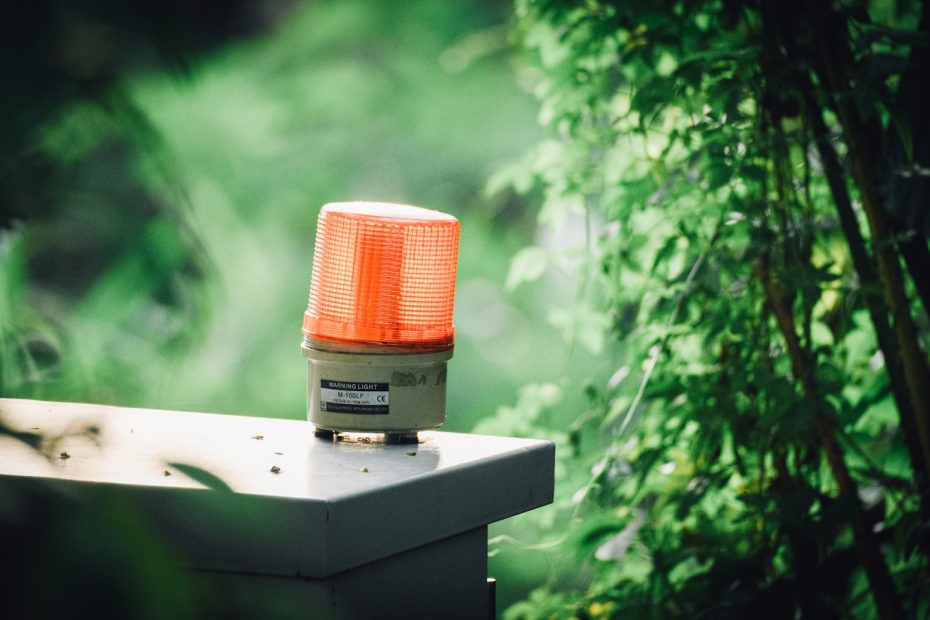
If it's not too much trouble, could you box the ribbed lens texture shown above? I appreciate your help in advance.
[303,202,460,349]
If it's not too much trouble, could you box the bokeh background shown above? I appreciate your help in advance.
[7,1,930,618]
[1,0,597,612]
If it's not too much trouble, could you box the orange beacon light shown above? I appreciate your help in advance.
[301,202,460,440]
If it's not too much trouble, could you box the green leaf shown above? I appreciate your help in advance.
[506,245,548,291]
[539,192,584,230]
[486,157,534,196]
[650,236,680,274]
[547,304,609,355]
[810,321,834,347]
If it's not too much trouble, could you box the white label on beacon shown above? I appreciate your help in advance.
[320,380,389,415]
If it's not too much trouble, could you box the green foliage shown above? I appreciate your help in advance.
[1,0,554,428]
[486,0,930,617]
[1,0,558,615]
[5,0,930,617]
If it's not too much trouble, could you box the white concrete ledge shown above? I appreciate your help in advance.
[0,398,554,578]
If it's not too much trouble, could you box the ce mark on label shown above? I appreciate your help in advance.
[376,394,388,403]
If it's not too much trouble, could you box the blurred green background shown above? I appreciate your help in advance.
[1,0,595,613]
[13,1,925,617]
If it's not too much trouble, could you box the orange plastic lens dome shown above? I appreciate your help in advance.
[303,202,460,350]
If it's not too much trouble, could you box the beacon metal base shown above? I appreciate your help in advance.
[312,428,420,444]
[302,340,452,437]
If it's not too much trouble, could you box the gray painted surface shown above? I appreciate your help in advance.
[0,398,554,578]
[194,527,490,620]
